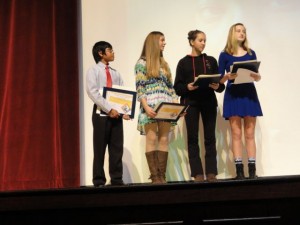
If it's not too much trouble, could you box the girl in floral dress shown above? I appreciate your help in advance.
[135,31,178,184]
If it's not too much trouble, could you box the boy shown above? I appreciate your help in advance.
[86,41,129,186]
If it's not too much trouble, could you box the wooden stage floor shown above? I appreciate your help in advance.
[1,175,300,224]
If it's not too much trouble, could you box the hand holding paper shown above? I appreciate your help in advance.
[250,72,261,81]
[231,60,261,84]
[233,68,255,84]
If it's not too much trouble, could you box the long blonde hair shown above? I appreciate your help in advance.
[140,31,171,80]
[224,23,252,55]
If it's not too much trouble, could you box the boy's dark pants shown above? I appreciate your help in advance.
[92,105,124,186]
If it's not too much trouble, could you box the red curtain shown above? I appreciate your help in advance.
[0,0,80,191]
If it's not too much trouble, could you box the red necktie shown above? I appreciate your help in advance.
[105,65,112,88]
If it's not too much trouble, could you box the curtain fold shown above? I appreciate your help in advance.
[0,0,80,191]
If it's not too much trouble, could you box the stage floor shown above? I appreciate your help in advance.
[1,175,300,224]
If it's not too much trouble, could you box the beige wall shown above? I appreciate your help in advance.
[80,0,300,185]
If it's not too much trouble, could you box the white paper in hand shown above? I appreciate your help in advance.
[233,68,255,84]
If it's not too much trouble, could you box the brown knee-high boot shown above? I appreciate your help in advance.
[145,151,160,184]
[157,151,168,183]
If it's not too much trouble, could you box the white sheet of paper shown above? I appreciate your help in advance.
[233,68,255,84]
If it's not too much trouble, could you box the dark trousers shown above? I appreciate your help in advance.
[92,105,124,186]
[185,105,218,177]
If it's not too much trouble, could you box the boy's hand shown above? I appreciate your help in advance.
[122,114,131,120]
[108,109,120,118]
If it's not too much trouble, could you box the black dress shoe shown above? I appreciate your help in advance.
[94,183,105,187]
[110,180,125,186]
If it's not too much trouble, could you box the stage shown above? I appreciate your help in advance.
[1,175,300,224]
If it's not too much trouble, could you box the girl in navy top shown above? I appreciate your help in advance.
[218,23,263,179]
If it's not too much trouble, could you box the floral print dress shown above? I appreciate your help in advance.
[135,58,178,134]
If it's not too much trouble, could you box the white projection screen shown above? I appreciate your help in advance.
[79,0,300,185]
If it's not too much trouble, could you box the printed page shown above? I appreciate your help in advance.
[233,68,255,84]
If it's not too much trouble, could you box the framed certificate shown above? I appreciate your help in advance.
[103,87,137,119]
[231,60,261,73]
[192,74,221,87]
[154,102,188,122]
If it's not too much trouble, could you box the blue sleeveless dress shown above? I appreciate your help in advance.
[218,50,263,119]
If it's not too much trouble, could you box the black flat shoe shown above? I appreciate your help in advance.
[94,184,105,187]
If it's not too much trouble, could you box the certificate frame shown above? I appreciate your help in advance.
[192,74,221,87]
[231,60,261,73]
[103,87,137,119]
[154,102,188,122]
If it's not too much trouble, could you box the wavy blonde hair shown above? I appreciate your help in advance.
[140,31,171,80]
[224,23,252,55]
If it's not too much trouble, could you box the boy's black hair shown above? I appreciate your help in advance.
[92,41,112,63]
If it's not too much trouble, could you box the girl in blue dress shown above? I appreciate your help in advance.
[218,23,263,179]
